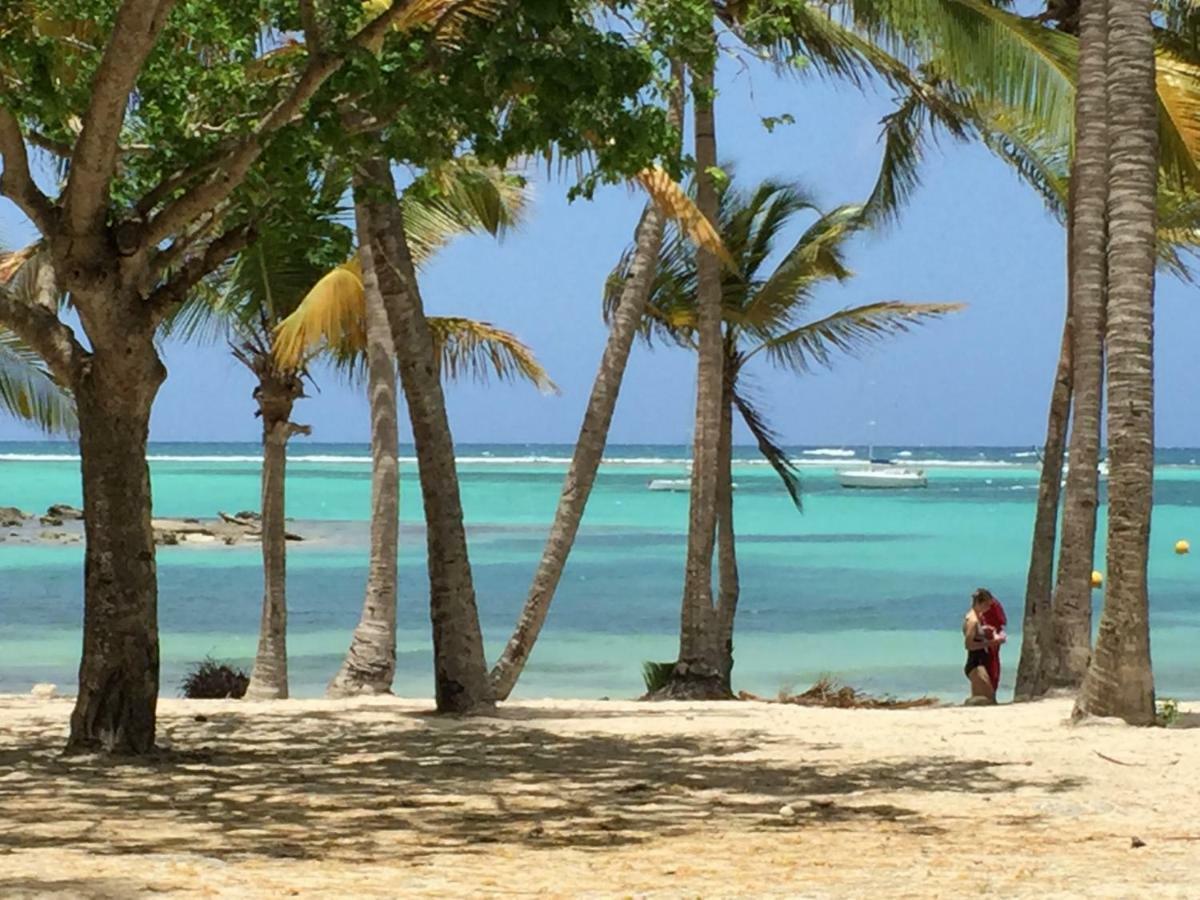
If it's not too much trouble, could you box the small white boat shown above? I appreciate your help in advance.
[839,461,928,489]
[648,478,691,492]
[647,477,738,492]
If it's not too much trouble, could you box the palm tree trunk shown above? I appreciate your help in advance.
[1046,0,1109,690]
[359,154,492,713]
[246,370,307,700]
[1014,310,1073,699]
[488,202,666,699]
[715,357,739,691]
[1074,0,1157,724]
[488,64,686,701]
[658,49,729,700]
[328,182,401,698]
[67,330,164,754]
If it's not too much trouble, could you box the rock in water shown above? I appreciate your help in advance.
[46,504,83,520]
[39,515,63,527]
[30,683,56,699]
[0,507,28,527]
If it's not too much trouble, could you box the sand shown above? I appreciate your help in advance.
[0,694,1196,898]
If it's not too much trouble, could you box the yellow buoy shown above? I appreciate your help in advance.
[1091,570,1104,588]
[1176,539,1191,555]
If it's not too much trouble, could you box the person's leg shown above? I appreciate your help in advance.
[969,666,996,703]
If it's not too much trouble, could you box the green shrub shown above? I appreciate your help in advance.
[641,660,675,694]
[1157,697,1181,727]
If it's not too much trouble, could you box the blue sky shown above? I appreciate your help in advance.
[3,56,1199,447]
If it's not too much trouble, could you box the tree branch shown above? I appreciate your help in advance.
[0,107,57,235]
[300,0,323,55]
[141,0,417,249]
[62,0,178,235]
[0,262,87,386]
[26,130,73,157]
[147,224,255,318]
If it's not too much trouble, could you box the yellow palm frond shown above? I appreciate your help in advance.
[427,316,557,393]
[272,258,366,370]
[1156,50,1200,189]
[636,168,734,268]
[361,0,503,48]
[0,245,37,284]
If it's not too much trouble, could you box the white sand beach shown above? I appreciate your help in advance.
[1,695,1196,898]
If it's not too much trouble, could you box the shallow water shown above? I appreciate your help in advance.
[1,442,1197,702]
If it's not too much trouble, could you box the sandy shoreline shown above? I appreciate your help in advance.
[1,695,1196,898]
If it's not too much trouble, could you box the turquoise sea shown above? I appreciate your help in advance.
[1,442,1197,703]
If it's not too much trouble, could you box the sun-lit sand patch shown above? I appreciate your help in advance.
[0,696,1196,897]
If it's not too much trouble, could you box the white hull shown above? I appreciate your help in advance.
[839,467,927,489]
[648,478,690,492]
[648,478,737,492]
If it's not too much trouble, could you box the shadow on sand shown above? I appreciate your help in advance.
[0,703,1084,878]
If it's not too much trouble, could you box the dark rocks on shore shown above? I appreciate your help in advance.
[0,503,305,547]
[0,507,29,528]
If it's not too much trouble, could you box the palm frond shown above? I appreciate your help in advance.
[752,301,964,373]
[272,258,368,370]
[732,375,802,510]
[0,329,76,435]
[427,316,557,393]
[636,168,734,267]
[738,205,867,334]
[404,159,531,266]
[1155,49,1200,190]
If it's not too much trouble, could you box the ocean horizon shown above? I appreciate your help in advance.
[2,441,1197,703]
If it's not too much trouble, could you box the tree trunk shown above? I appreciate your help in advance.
[328,182,401,698]
[715,357,739,691]
[359,154,492,713]
[488,202,666,699]
[1014,309,1074,699]
[656,50,729,700]
[489,62,687,702]
[1075,0,1157,724]
[246,368,307,700]
[1046,0,1109,690]
[67,335,164,754]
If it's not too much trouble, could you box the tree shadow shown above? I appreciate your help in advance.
[0,704,1083,868]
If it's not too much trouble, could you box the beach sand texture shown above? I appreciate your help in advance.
[0,696,1196,898]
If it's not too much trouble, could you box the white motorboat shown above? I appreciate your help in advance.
[839,461,928,489]
[648,478,691,492]
[647,476,738,492]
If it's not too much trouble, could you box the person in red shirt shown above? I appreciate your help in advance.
[963,588,1007,704]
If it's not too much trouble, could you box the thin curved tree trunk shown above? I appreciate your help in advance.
[67,332,164,754]
[1014,309,1073,699]
[1075,0,1157,724]
[1046,0,1109,690]
[246,369,307,700]
[328,181,401,698]
[715,357,739,692]
[657,48,729,700]
[489,64,686,701]
[360,154,491,713]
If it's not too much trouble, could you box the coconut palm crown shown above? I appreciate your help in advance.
[609,174,962,506]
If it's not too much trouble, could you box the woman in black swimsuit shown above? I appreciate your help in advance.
[963,590,998,704]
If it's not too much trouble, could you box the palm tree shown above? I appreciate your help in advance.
[272,162,548,700]
[619,176,961,690]
[488,63,689,701]
[1037,0,1113,693]
[1074,0,1158,724]
[0,249,76,435]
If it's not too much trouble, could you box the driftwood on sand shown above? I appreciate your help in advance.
[739,676,940,710]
